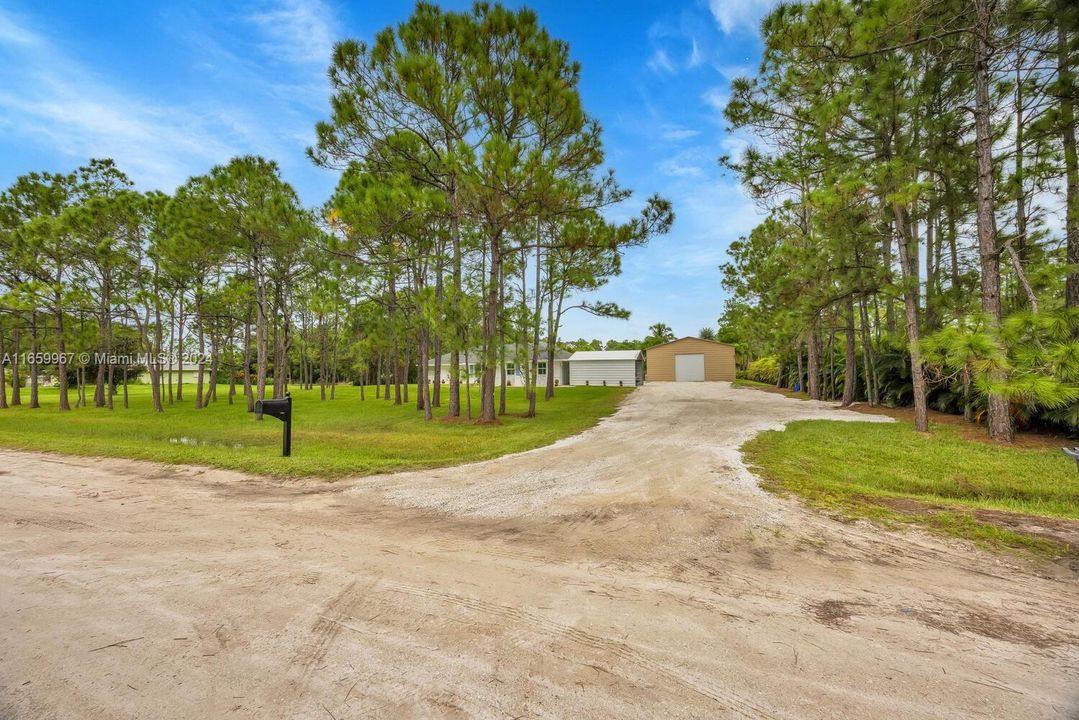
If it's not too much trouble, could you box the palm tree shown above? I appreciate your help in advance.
[698,326,716,340]
[645,322,675,346]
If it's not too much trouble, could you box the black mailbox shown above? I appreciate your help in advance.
[1064,447,1079,473]
[255,392,292,457]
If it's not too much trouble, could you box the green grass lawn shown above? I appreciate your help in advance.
[744,420,1079,554]
[0,383,630,478]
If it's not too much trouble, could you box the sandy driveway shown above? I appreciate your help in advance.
[1,382,1076,719]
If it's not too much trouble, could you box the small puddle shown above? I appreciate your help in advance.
[168,437,244,450]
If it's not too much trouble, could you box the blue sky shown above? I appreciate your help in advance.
[0,0,778,342]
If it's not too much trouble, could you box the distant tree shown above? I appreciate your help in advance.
[644,323,675,347]
[698,326,716,340]
[561,338,603,352]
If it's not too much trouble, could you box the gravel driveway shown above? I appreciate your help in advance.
[1,382,1076,718]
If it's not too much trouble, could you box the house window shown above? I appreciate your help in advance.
[505,362,516,375]
[538,361,547,375]
[468,363,479,377]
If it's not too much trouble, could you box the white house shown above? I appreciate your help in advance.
[567,350,643,387]
[137,361,202,385]
[427,348,571,388]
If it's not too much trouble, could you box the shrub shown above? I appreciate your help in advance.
[746,356,780,384]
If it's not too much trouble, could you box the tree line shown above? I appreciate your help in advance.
[0,3,672,422]
[720,0,1079,438]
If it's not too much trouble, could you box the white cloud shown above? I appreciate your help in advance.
[707,0,782,36]
[0,9,39,47]
[659,158,705,178]
[0,8,272,189]
[249,0,336,65]
[715,63,755,80]
[702,87,730,114]
[687,38,704,68]
[719,134,750,163]
[647,48,677,74]
[660,125,702,142]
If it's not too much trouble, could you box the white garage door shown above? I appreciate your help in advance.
[674,353,705,382]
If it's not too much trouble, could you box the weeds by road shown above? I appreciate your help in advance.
[744,419,1079,557]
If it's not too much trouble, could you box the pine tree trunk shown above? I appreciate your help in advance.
[859,296,879,406]
[243,315,254,412]
[528,228,542,418]
[195,292,206,409]
[0,328,8,409]
[106,357,114,410]
[465,348,473,420]
[432,337,442,408]
[882,217,896,334]
[497,262,507,417]
[432,249,444,408]
[94,286,106,407]
[796,342,804,393]
[329,318,339,400]
[319,314,328,401]
[481,231,500,422]
[807,318,821,401]
[152,291,164,413]
[10,324,20,406]
[207,332,219,403]
[925,201,939,329]
[273,288,289,400]
[416,331,426,412]
[255,266,268,417]
[402,344,410,405]
[974,0,1014,442]
[166,302,174,405]
[544,286,558,400]
[420,329,432,421]
[1060,22,1079,311]
[448,183,462,417]
[1014,59,1028,281]
[54,286,70,411]
[228,332,237,406]
[842,297,856,406]
[946,198,962,315]
[892,204,929,432]
[176,295,184,402]
[828,315,836,401]
[29,311,39,408]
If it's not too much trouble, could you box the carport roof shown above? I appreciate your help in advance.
[567,350,642,361]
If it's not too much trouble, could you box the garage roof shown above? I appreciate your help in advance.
[646,336,736,349]
[567,350,642,361]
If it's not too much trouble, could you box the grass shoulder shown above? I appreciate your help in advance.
[0,383,631,478]
[732,378,810,401]
[743,419,1079,559]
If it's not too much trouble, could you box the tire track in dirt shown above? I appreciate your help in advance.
[378,580,785,719]
[286,579,360,702]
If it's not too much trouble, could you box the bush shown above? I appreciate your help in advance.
[746,356,780,385]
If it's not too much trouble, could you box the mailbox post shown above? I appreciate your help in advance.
[255,392,292,457]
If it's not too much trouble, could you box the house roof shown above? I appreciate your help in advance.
[428,348,571,366]
[567,350,642,361]
[645,336,736,350]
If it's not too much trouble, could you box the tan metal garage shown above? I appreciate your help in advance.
[645,337,737,382]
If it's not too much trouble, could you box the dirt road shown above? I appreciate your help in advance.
[1,383,1077,719]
